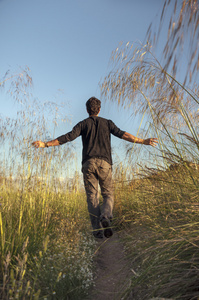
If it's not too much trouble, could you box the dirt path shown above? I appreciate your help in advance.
[87,232,132,300]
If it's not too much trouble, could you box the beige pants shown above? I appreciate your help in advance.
[82,158,114,237]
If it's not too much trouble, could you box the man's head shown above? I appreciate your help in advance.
[86,97,101,116]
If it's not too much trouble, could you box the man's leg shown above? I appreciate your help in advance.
[97,159,114,221]
[97,159,114,238]
[82,159,103,238]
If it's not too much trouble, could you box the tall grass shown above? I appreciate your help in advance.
[100,2,199,298]
[0,69,96,299]
[0,185,96,299]
[111,100,199,299]
[113,157,199,299]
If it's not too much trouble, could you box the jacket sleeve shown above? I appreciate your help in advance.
[57,122,82,145]
[109,120,125,138]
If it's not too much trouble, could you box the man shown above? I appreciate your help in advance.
[32,97,158,239]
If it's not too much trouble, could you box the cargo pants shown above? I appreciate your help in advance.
[82,158,114,237]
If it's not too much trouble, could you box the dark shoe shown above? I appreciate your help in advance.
[93,231,104,239]
[101,218,113,238]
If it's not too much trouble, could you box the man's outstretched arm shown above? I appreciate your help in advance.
[32,139,60,148]
[122,132,158,147]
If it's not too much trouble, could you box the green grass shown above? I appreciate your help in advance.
[1,160,199,299]
[0,184,96,300]
[113,163,199,300]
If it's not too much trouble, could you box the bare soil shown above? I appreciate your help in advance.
[87,232,132,300]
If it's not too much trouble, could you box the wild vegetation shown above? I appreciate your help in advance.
[0,69,96,299]
[113,160,199,299]
[0,0,199,299]
[100,0,199,299]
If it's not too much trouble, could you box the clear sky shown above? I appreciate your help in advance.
[0,0,167,168]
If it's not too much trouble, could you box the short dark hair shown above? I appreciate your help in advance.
[86,97,101,116]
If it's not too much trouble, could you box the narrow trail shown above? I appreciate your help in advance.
[87,232,132,300]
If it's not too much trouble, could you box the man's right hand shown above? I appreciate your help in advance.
[32,141,45,148]
[143,138,158,147]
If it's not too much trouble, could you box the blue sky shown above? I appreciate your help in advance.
[0,0,167,167]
